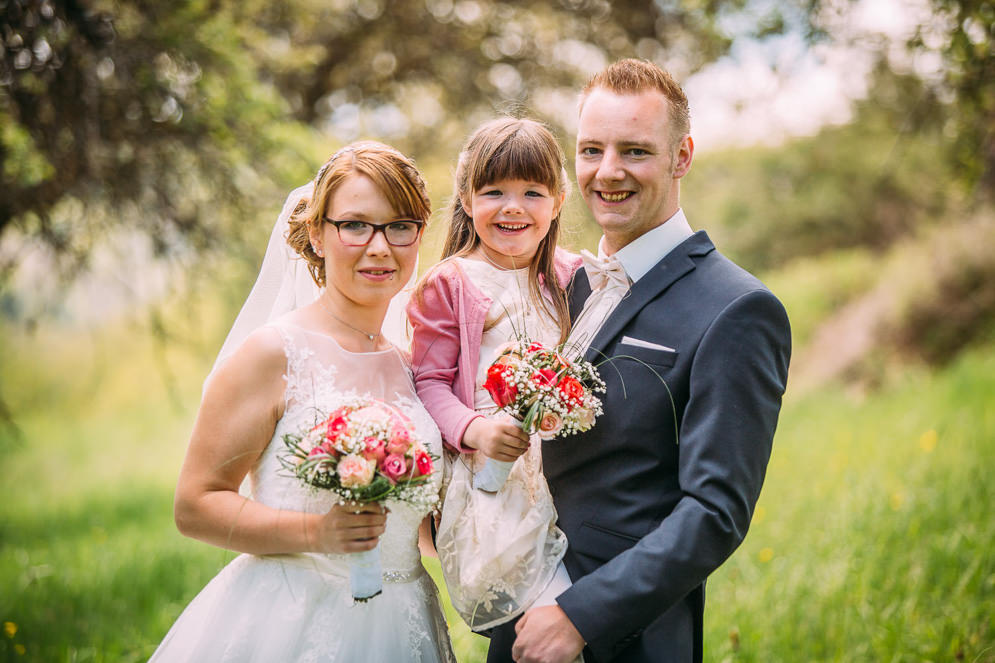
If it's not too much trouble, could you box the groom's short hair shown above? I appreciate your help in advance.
[580,58,690,145]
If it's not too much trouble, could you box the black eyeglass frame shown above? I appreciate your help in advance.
[322,218,426,247]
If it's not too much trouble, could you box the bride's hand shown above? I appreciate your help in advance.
[312,502,388,554]
[462,416,530,462]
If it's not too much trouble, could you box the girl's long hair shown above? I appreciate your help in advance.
[435,117,572,344]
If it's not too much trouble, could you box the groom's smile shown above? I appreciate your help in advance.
[596,190,634,203]
[576,87,688,252]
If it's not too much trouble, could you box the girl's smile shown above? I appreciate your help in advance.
[463,178,563,270]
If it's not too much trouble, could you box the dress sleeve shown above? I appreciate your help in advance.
[407,266,481,453]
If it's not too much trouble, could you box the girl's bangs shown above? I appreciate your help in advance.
[472,131,560,193]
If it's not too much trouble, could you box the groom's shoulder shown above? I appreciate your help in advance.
[688,233,780,306]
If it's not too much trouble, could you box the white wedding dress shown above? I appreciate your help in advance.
[150,322,455,662]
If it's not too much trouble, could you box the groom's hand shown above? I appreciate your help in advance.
[512,605,585,663]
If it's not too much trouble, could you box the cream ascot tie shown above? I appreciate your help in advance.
[569,250,631,356]
[581,249,629,291]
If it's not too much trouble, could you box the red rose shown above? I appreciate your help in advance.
[557,376,585,410]
[381,453,409,482]
[413,450,433,477]
[483,364,517,408]
[532,368,558,387]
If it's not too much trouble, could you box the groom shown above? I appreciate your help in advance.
[490,60,792,663]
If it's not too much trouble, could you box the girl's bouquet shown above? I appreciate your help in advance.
[279,396,439,601]
[474,340,606,492]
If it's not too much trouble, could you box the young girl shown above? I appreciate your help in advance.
[407,118,582,634]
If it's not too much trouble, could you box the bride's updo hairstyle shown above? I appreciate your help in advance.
[287,141,431,287]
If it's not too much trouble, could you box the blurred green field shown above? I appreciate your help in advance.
[1,269,993,662]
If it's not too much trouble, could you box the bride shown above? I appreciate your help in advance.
[150,142,455,662]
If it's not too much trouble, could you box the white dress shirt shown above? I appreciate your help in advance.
[567,209,693,356]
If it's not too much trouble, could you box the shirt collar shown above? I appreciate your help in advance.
[598,208,694,283]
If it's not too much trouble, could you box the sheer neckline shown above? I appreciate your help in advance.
[455,256,529,274]
[277,322,400,357]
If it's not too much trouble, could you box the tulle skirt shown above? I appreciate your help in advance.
[149,553,455,662]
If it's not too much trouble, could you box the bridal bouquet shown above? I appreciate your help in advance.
[473,340,606,492]
[280,396,438,601]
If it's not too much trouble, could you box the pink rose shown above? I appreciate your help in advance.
[413,450,433,477]
[380,453,409,483]
[325,413,349,442]
[361,437,386,463]
[337,454,375,488]
[387,424,412,455]
[537,411,563,439]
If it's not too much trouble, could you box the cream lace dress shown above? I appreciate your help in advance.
[150,322,455,662]
[436,258,571,632]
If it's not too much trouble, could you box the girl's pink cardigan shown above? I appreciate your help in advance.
[406,248,582,452]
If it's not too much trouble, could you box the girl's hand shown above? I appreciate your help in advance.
[463,415,530,462]
[311,502,388,554]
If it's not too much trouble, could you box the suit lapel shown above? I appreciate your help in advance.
[568,268,592,322]
[583,231,715,364]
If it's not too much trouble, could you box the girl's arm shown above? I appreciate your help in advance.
[407,265,483,453]
[174,326,386,555]
[408,265,529,459]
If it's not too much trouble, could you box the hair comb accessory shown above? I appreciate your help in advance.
[313,146,357,184]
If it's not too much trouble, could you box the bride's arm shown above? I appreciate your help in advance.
[173,327,386,555]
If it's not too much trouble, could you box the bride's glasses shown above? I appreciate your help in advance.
[324,218,425,247]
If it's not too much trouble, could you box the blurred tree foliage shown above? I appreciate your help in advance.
[816,0,993,197]
[903,0,994,196]
[685,63,958,270]
[686,0,993,271]
[0,0,304,279]
[1,0,803,280]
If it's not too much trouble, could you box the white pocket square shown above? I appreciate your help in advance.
[620,336,676,353]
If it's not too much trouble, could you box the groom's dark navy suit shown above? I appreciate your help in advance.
[488,231,790,663]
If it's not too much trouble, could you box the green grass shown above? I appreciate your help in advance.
[703,350,995,662]
[2,305,993,662]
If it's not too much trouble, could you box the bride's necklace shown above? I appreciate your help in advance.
[317,295,381,345]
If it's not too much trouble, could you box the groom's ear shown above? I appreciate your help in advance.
[672,135,694,179]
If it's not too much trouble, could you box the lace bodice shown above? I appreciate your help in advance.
[248,322,443,574]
